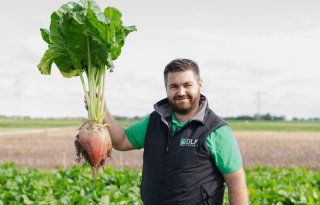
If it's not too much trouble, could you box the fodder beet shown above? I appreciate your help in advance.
[75,122,112,176]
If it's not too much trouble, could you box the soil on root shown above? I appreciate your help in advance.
[74,122,112,177]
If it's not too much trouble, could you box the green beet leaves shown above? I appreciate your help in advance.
[38,0,136,77]
[38,0,136,123]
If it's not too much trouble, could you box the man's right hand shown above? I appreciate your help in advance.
[83,94,135,151]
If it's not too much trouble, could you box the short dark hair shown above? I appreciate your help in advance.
[164,58,200,86]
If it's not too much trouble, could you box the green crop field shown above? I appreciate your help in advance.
[0,118,84,131]
[1,118,320,204]
[1,117,320,132]
[227,120,320,132]
[0,163,319,205]
[0,117,138,131]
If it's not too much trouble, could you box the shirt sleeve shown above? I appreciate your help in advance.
[124,114,150,149]
[206,125,243,175]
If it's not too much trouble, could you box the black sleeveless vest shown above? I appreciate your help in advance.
[141,95,227,205]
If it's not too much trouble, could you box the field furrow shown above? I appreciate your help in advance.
[0,128,319,170]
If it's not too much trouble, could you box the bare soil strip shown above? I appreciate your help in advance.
[0,128,319,170]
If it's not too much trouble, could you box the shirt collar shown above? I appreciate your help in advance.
[172,113,189,126]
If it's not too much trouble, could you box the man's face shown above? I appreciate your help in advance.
[166,70,202,115]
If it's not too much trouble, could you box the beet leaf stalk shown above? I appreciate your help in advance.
[79,37,107,124]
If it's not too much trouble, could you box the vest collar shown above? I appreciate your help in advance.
[154,94,209,124]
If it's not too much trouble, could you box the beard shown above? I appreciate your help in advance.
[169,93,200,115]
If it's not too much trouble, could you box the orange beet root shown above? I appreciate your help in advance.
[75,121,112,176]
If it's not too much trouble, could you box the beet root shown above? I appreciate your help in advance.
[75,121,112,176]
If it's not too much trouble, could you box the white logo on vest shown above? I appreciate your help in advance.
[180,138,198,147]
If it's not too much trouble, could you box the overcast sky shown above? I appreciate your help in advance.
[0,0,319,119]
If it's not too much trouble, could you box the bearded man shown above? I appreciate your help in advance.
[103,58,249,205]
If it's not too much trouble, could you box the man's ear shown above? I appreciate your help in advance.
[198,79,203,88]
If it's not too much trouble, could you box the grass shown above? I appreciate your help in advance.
[227,120,320,132]
[0,117,319,132]
[0,118,84,131]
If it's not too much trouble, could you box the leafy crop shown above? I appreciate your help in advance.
[245,167,320,205]
[0,163,142,205]
[38,0,136,124]
[1,164,319,205]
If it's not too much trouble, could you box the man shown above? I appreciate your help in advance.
[103,59,249,205]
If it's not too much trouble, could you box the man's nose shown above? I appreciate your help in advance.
[177,87,186,95]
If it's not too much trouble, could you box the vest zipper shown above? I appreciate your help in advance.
[166,131,171,152]
[166,121,172,152]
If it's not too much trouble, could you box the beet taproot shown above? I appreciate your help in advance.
[75,121,112,176]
